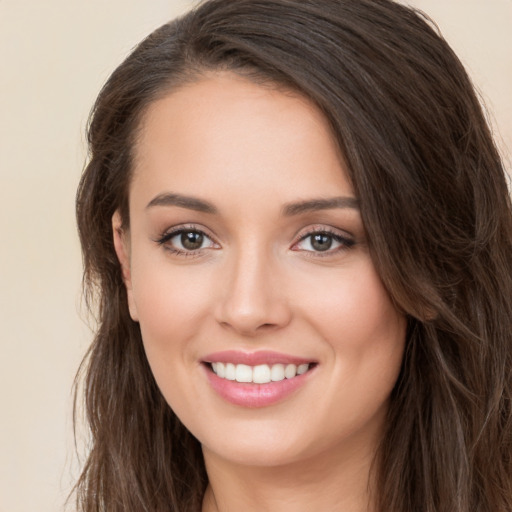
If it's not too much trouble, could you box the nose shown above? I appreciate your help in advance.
[214,247,292,336]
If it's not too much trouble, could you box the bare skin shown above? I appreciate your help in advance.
[201,422,381,512]
[113,72,405,512]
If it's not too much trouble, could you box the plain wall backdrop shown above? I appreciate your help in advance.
[0,1,510,511]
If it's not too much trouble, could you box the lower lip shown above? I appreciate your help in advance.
[203,365,314,408]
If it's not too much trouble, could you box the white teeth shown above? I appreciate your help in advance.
[235,364,253,383]
[284,364,297,379]
[253,364,271,384]
[225,362,236,380]
[270,363,285,381]
[216,362,226,378]
[297,363,309,375]
[211,362,310,383]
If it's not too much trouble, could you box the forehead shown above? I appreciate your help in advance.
[130,72,352,208]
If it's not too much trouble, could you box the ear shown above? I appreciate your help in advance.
[112,210,139,322]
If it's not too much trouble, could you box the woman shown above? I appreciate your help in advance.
[74,0,512,510]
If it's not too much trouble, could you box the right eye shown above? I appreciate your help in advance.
[157,228,218,255]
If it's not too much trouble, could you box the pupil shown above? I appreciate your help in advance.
[311,233,332,251]
[181,231,203,250]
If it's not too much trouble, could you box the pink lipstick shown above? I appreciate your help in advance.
[202,350,316,408]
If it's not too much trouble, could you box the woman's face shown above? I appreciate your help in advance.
[114,73,406,468]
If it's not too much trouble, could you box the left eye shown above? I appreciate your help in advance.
[294,232,351,252]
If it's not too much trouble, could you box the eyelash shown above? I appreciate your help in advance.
[155,225,355,257]
[155,225,218,257]
[292,227,355,257]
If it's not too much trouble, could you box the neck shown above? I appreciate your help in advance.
[201,440,379,512]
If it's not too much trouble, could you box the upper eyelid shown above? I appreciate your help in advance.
[294,224,354,241]
[157,224,216,240]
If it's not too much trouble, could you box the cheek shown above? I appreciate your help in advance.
[127,248,219,397]
[297,258,405,350]
[131,256,214,338]
[294,258,406,410]
[332,277,406,387]
[128,255,215,416]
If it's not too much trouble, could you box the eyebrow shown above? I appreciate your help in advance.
[282,196,359,216]
[146,193,218,214]
[146,192,359,216]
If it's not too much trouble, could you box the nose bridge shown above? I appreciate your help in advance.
[216,239,290,335]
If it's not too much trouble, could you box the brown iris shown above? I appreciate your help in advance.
[311,233,333,251]
[181,231,204,250]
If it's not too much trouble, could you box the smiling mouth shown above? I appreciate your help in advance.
[207,362,315,384]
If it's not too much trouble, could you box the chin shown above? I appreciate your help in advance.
[202,435,310,468]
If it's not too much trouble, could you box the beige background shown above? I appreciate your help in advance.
[0,1,510,511]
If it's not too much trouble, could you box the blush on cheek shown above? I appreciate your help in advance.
[133,270,215,370]
[134,267,205,319]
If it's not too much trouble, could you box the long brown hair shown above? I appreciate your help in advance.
[74,0,512,510]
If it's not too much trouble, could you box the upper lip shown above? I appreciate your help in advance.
[202,350,316,366]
